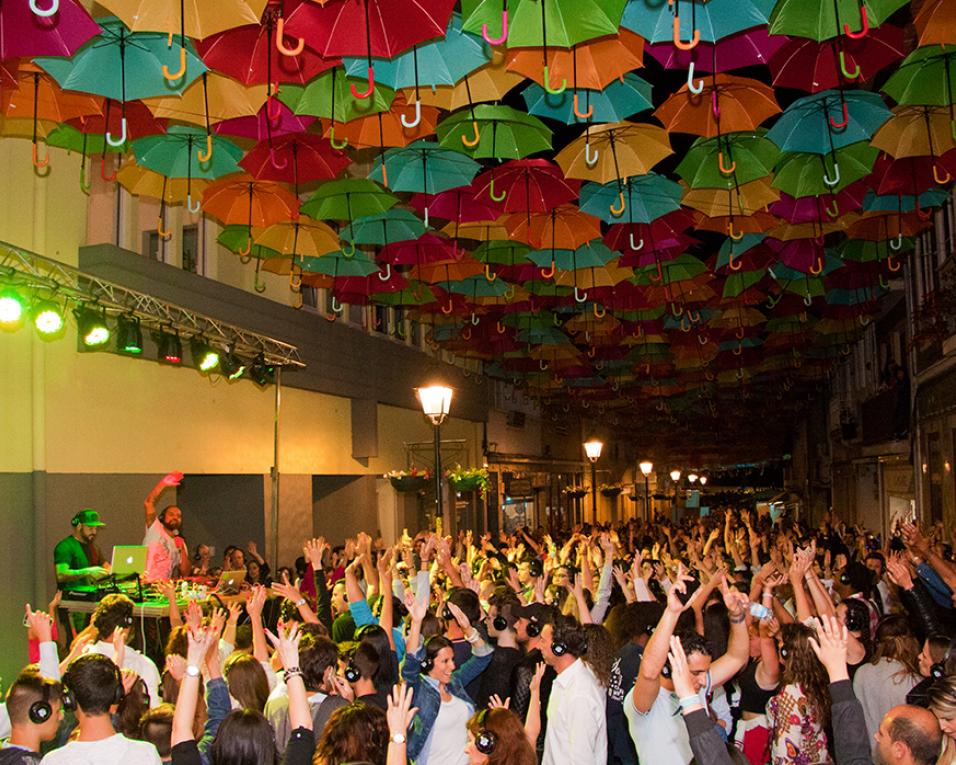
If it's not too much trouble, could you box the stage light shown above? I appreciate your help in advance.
[190,336,220,372]
[249,353,275,386]
[74,306,110,348]
[153,329,182,364]
[0,288,25,328]
[219,349,246,380]
[116,315,143,354]
[33,300,65,337]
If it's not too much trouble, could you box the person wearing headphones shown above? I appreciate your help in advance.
[143,472,190,581]
[40,653,161,764]
[0,669,63,764]
[53,510,109,589]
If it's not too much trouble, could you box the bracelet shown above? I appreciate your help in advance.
[464,628,482,644]
[729,611,746,624]
[678,695,701,711]
[285,668,304,681]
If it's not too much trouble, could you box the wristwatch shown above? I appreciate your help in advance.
[390,733,407,745]
[295,598,306,607]
[185,664,201,678]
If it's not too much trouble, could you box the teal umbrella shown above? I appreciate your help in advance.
[521,73,653,125]
[442,274,511,297]
[300,251,381,277]
[862,189,950,213]
[716,234,766,269]
[767,90,892,155]
[339,209,426,246]
[526,240,617,270]
[623,0,776,43]
[579,173,683,224]
[368,140,481,195]
[131,125,243,179]
[301,179,399,221]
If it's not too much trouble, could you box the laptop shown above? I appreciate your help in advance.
[111,545,147,577]
[215,569,247,595]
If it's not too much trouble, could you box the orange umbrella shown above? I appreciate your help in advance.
[505,205,601,249]
[555,121,672,183]
[846,213,933,241]
[202,174,300,228]
[330,94,439,148]
[412,256,485,283]
[143,73,267,126]
[682,180,780,219]
[440,219,511,241]
[915,0,956,46]
[696,212,779,235]
[654,74,780,138]
[1,67,102,124]
[870,105,956,159]
[506,30,645,91]
[411,63,525,111]
[253,216,340,258]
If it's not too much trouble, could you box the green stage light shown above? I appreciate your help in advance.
[116,315,143,354]
[249,353,276,386]
[153,329,182,364]
[219,349,246,380]
[0,288,25,328]
[190,336,220,372]
[33,300,65,337]
[74,306,110,348]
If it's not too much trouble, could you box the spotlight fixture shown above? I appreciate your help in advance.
[116,315,143,355]
[74,306,110,348]
[153,328,182,364]
[0,288,25,329]
[218,348,246,381]
[32,299,65,338]
[190,336,220,372]
[249,353,276,386]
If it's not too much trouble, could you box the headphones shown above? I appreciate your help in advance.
[843,600,869,634]
[344,662,361,684]
[779,645,789,660]
[551,638,568,656]
[661,660,672,678]
[931,638,956,680]
[442,605,453,622]
[421,637,440,672]
[492,603,516,632]
[473,710,498,755]
[28,683,53,725]
[528,559,543,578]
[526,619,542,638]
[61,657,125,712]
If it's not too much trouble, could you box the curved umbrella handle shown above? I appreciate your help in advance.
[331,296,344,313]
[844,6,869,39]
[341,239,356,256]
[400,98,422,129]
[540,260,556,279]
[461,327,472,340]
[766,293,782,308]
[804,293,813,306]
[496,320,506,334]
[197,134,213,163]
[593,303,606,318]
[825,199,840,218]
[822,161,841,187]
[687,61,704,95]
[187,194,201,213]
[838,51,861,80]
[879,274,889,290]
[572,94,593,121]
[554,312,562,327]
[671,302,683,317]
[79,162,91,194]
[687,309,700,324]
[461,121,481,148]
[539,359,549,370]
[609,191,626,217]
[350,66,375,99]
[732,343,743,356]
[29,0,58,17]
[698,333,709,346]
[934,164,952,185]
[162,46,187,82]
[105,117,128,147]
[809,256,824,275]
[441,299,454,314]
[488,178,507,202]
[629,234,643,251]
[916,198,933,220]
[275,18,305,57]
[584,142,599,167]
[32,142,49,169]
[705,369,715,380]
[238,237,252,257]
[269,147,288,170]
[679,315,691,332]
[735,325,745,340]
[673,15,700,51]
[887,254,901,271]
[470,311,480,325]
[267,95,283,123]
[328,127,349,150]
[727,221,744,240]
[718,151,736,175]
[503,284,515,299]
[573,286,588,303]
[728,251,743,271]
[889,235,903,252]
[156,216,172,241]
[650,260,663,282]
[482,11,509,45]
[484,264,497,283]
[378,263,391,281]
[829,101,849,130]
[542,65,567,95]
[100,156,117,181]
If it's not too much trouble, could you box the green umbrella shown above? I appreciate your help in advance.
[862,188,950,213]
[722,270,766,298]
[632,253,707,285]
[131,125,243,179]
[522,281,574,297]
[676,132,779,189]
[526,240,616,270]
[883,46,956,109]
[373,283,437,305]
[772,142,878,197]
[461,0,626,48]
[278,69,395,123]
[716,234,766,270]
[339,209,426,246]
[473,240,532,266]
[442,274,511,297]
[218,225,282,260]
[768,0,908,42]
[521,73,653,125]
[301,179,399,221]
[836,238,913,262]
[502,311,559,330]
[46,124,123,156]
[579,173,683,224]
[300,251,381,277]
[367,140,481,195]
[437,104,552,160]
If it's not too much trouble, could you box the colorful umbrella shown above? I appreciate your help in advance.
[645,28,787,73]
[768,0,909,42]
[97,0,267,39]
[461,0,626,48]
[883,46,956,111]
[521,73,653,125]
[870,105,956,159]
[772,143,878,197]
[624,0,776,43]
[278,69,395,124]
[301,178,398,221]
[676,131,779,188]
[437,104,552,160]
[555,121,673,183]
[340,209,427,246]
[579,173,684,224]
[201,174,300,228]
[367,140,481,195]
[472,159,579,214]
[0,0,100,59]
[915,0,956,47]
[767,89,892,154]
[654,75,780,138]
[239,133,350,184]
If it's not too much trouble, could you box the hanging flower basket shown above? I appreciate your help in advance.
[385,469,430,493]
[447,465,490,496]
[563,486,587,499]
[600,485,623,498]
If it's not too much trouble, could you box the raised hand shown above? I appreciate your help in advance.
[488,694,511,709]
[272,580,305,604]
[529,661,546,695]
[808,615,849,681]
[446,601,472,633]
[166,653,186,682]
[386,684,418,738]
[303,537,327,570]
[24,604,54,644]
[264,622,302,672]
[111,626,128,669]
[209,608,227,638]
[667,635,698,701]
[885,553,914,590]
[184,600,203,632]
[666,568,701,613]
[185,625,218,670]
[245,584,267,620]
[161,471,184,487]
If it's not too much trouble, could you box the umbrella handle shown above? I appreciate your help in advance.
[727,221,744,240]
[422,206,429,228]
[934,164,952,185]
[829,102,849,130]
[554,312,562,326]
[503,284,515,298]
[378,263,391,281]
[331,296,344,313]
[584,142,599,167]
[573,286,588,303]
[275,18,305,57]
[29,0,58,16]
[888,235,903,252]
[324,309,337,321]
[822,161,841,187]
[687,309,700,323]
[732,343,742,356]
[593,303,606,319]
[916,198,933,220]
[542,65,567,95]
[238,237,252,257]
[100,156,117,182]
[379,161,389,188]
[187,194,201,213]
[461,121,481,147]
[825,199,840,218]
[197,134,213,163]
[766,293,781,308]
[269,147,288,170]
[687,62,704,95]
[804,293,813,306]
[79,162,91,194]
[735,325,745,340]
[470,311,480,325]
[843,6,869,39]
[838,51,861,80]
[350,67,376,99]
[887,255,901,271]
[461,327,472,340]
[441,299,454,314]
[879,274,889,290]
[482,11,509,45]
[496,320,506,334]
[540,359,549,370]
[572,94,593,121]
[711,90,720,120]
[341,239,356,256]
[540,260,556,278]
[156,216,172,240]
[728,252,743,271]
[735,368,744,381]
[859,314,871,327]
[673,16,700,51]
[400,99,422,129]
[162,47,187,82]
[586,346,596,358]
[671,301,683,317]
[267,95,283,124]
[705,369,715,380]
[105,117,128,147]
[31,142,49,169]
[809,256,823,275]
[679,315,691,332]
[717,151,736,176]
[699,333,709,345]
[328,127,349,150]
[650,260,663,282]
[484,264,497,283]
[629,234,643,251]
[489,179,507,201]
[609,191,626,217]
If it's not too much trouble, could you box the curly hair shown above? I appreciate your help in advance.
[315,701,388,765]
[779,622,831,727]
[583,623,615,688]
[467,707,536,765]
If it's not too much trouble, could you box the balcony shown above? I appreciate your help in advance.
[860,389,907,445]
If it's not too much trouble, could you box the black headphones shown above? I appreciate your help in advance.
[528,558,543,578]
[344,662,361,683]
[473,710,498,755]
[551,638,568,656]
[62,657,125,712]
[931,639,956,680]
[28,683,53,725]
[526,618,542,638]
[442,605,453,622]
[421,637,439,672]
[661,660,672,678]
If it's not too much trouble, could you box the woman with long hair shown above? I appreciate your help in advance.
[223,653,269,713]
[909,634,955,707]
[315,701,388,765]
[766,623,833,765]
[464,707,537,765]
[929,675,956,765]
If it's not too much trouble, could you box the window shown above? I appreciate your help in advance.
[143,230,164,262]
[182,224,201,274]
[392,307,405,339]
[373,305,388,334]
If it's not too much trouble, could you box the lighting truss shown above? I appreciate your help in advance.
[0,241,305,370]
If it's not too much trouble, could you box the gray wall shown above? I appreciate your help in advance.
[312,475,379,545]
[0,472,37,690]
[176,474,266,565]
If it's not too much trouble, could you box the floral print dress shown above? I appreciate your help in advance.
[765,683,832,765]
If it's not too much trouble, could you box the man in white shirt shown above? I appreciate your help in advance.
[142,472,190,580]
[540,614,607,765]
[40,654,160,765]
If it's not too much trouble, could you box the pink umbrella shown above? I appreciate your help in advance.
[214,100,316,141]
[766,237,825,274]
[0,0,100,59]
[240,132,350,184]
[473,159,580,215]
[770,182,868,224]
[870,150,956,195]
[409,185,500,224]
[380,233,463,265]
[646,28,788,73]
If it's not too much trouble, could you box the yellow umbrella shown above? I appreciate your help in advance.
[915,0,956,46]
[143,73,267,126]
[117,159,211,202]
[96,0,268,40]
[555,121,672,183]
[554,263,633,289]
[766,217,854,241]
[440,219,511,241]
[253,217,340,258]
[870,105,956,159]
[409,64,526,111]
[709,307,766,329]
[681,180,779,219]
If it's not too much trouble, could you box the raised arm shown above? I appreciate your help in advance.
[171,625,218,747]
[145,471,183,528]
[708,579,751,685]
[244,585,270,663]
[304,538,333,634]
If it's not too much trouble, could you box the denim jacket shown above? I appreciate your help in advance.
[400,641,493,761]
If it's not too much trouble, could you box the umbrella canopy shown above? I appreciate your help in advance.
[915,0,956,46]
[339,209,427,246]
[883,46,956,108]
[461,0,627,48]
[676,131,779,189]
[768,0,909,41]
[870,105,956,159]
[278,69,395,123]
[301,178,399,221]
[131,125,243,179]
[522,73,653,125]
[437,104,552,160]
[772,143,878,197]
[506,205,602,250]
[645,28,787,73]
[143,72,267,126]
[201,174,300,228]
[624,0,776,43]
[254,217,340,259]
[473,159,579,214]
[0,0,100,59]
[239,133,351,184]
[368,140,481,195]
[579,173,684,224]
[96,0,267,38]
[654,75,781,138]
[767,89,892,154]
[555,121,673,183]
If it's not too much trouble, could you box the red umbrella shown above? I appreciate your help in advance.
[380,233,463,265]
[473,159,580,215]
[409,184,500,224]
[66,98,165,143]
[214,99,316,141]
[333,271,410,303]
[769,25,905,94]
[766,237,826,274]
[646,28,788,73]
[617,240,695,268]
[240,132,351,183]
[0,0,100,59]
[870,150,956,196]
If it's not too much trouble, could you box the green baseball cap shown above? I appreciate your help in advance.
[72,509,105,527]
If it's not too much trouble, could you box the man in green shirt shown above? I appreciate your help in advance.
[53,509,109,590]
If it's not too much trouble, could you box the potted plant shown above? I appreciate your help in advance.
[563,485,587,499]
[599,483,623,498]
[384,468,430,493]
[446,465,490,496]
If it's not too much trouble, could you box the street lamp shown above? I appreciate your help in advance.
[669,469,681,482]
[669,469,681,522]
[699,475,708,486]
[688,473,699,484]
[639,461,653,521]
[417,384,453,525]
[584,439,603,524]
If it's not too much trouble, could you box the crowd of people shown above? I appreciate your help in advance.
[7,496,956,765]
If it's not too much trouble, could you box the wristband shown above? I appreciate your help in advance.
[729,611,746,624]
[284,668,304,681]
[464,628,482,644]
[678,695,701,711]
[295,598,306,607]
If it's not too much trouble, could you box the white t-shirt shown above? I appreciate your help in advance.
[87,642,161,709]
[40,733,161,765]
[143,519,180,580]
[424,695,470,765]
[542,658,608,765]
[624,684,694,765]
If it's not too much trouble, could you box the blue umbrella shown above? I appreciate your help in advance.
[368,140,481,195]
[521,73,653,125]
[766,90,892,155]
[579,173,683,224]
[622,0,776,44]
[862,189,950,214]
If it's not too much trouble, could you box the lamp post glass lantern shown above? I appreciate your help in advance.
[417,384,453,524]
[584,439,603,524]
[639,461,653,521]
[688,473,698,484]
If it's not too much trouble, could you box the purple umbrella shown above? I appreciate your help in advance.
[766,237,825,274]
[770,181,868,224]
[0,0,100,60]
[645,28,789,75]
[214,100,316,141]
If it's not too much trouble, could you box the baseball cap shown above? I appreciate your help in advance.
[512,602,554,626]
[72,509,105,527]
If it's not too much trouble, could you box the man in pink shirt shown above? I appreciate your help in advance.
[142,472,190,581]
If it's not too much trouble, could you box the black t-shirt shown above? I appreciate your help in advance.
[607,641,643,765]
[472,645,522,709]
[0,747,41,765]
